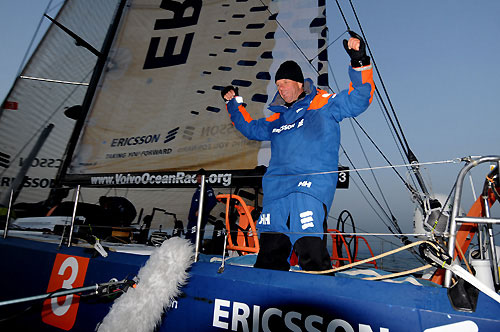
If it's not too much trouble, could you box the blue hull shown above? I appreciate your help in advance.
[1,236,500,331]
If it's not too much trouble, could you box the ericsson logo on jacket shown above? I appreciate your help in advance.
[272,119,304,134]
[300,211,315,230]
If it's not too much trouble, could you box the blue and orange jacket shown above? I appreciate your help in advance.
[226,65,374,210]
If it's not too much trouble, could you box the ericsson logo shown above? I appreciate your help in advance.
[164,127,179,143]
[300,211,314,230]
[0,151,10,168]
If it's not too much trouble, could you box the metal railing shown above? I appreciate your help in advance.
[444,156,500,288]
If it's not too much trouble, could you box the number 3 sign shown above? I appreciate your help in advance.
[42,254,90,330]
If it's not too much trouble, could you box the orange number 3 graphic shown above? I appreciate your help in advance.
[42,254,90,330]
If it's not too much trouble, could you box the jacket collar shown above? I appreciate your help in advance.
[268,78,316,122]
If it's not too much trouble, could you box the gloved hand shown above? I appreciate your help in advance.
[343,30,370,68]
[221,86,239,101]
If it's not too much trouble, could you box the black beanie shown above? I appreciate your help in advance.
[275,60,304,83]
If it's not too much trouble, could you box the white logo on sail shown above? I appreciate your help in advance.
[300,211,314,230]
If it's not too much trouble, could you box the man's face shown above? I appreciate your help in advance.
[276,79,303,104]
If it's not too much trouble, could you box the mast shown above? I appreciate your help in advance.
[55,0,128,187]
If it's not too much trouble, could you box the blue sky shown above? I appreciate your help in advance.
[0,0,60,101]
[0,0,499,234]
[323,1,500,233]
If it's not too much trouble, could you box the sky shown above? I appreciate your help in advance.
[323,1,500,235]
[0,0,61,100]
[0,0,499,237]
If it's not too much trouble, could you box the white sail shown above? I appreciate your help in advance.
[0,0,120,205]
[66,0,328,188]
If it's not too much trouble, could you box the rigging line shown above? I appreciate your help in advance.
[375,95,409,170]
[330,174,395,235]
[309,30,348,63]
[48,1,65,14]
[230,158,457,179]
[0,69,93,179]
[343,145,406,236]
[324,24,418,193]
[328,45,417,223]
[325,27,418,196]
[375,94,420,193]
[351,117,413,190]
[334,0,351,30]
[347,0,413,156]
[327,62,341,92]
[373,78,409,156]
[234,229,426,237]
[334,0,409,158]
[16,0,55,77]
[430,181,457,235]
[258,0,342,94]
[326,209,401,246]
[349,118,397,221]
[342,223,401,247]
[340,144,398,234]
[258,0,311,65]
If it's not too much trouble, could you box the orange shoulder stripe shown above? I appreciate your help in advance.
[307,89,332,110]
[266,112,280,122]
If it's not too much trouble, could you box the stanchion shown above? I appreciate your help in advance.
[194,175,206,262]
[3,189,14,239]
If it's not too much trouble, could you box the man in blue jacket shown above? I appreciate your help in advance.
[222,32,374,271]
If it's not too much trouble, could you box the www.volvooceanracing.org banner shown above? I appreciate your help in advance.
[67,0,328,182]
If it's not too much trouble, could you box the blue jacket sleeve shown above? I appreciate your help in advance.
[226,97,273,141]
[205,187,217,212]
[329,65,374,122]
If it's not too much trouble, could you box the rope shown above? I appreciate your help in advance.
[294,240,440,276]
[455,240,473,274]
[363,264,432,281]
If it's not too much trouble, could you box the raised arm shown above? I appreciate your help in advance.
[222,86,274,141]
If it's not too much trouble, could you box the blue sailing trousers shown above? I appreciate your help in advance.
[257,192,325,245]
